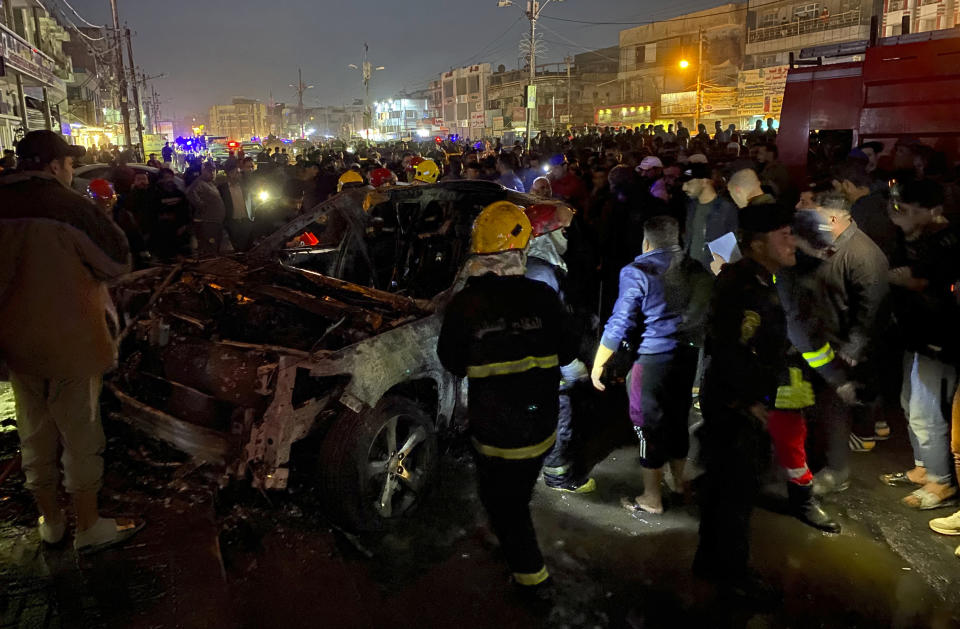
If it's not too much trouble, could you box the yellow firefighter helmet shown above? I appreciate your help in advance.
[470,201,532,255]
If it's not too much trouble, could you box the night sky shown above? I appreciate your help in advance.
[65,0,722,119]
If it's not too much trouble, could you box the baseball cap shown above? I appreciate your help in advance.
[739,203,795,234]
[638,156,663,170]
[679,163,712,182]
[15,130,85,167]
[547,154,567,167]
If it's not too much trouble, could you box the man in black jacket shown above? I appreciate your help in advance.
[438,201,577,592]
[884,180,960,511]
[218,159,255,251]
[834,160,902,261]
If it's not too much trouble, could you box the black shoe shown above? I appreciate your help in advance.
[544,477,596,494]
[788,483,841,534]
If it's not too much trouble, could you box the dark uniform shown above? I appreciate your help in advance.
[693,255,789,581]
[438,273,577,587]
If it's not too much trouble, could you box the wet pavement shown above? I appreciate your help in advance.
[1,380,959,628]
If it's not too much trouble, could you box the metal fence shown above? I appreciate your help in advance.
[748,9,863,43]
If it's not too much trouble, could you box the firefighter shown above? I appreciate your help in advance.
[692,203,839,591]
[412,158,440,185]
[336,170,365,193]
[437,201,577,592]
[369,167,397,189]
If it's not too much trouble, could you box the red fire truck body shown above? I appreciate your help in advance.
[778,29,960,176]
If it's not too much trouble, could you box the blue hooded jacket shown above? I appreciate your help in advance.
[601,245,712,356]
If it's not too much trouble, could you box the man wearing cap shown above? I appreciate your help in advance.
[548,153,588,213]
[681,162,738,273]
[0,130,144,554]
[637,155,664,199]
[693,202,838,590]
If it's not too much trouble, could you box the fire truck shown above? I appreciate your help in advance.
[778,27,960,178]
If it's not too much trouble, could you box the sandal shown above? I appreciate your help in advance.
[902,485,959,510]
[620,496,663,515]
[880,470,927,487]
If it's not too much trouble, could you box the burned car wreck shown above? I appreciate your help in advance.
[108,181,568,528]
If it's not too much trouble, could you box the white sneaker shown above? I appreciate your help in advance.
[74,517,145,555]
[929,510,960,535]
[38,511,66,544]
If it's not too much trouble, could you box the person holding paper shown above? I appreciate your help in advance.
[681,163,738,273]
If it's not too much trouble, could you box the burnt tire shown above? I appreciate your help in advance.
[319,396,438,531]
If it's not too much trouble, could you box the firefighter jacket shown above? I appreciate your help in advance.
[776,253,848,387]
[437,273,578,457]
[700,257,790,410]
[600,246,713,356]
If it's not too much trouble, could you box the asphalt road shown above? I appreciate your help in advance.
[0,381,959,629]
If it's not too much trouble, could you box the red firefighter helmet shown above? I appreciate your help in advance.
[406,156,424,172]
[370,167,397,188]
[87,178,115,201]
[524,203,575,236]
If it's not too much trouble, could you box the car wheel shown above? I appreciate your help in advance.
[319,396,438,530]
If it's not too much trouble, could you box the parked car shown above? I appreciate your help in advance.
[73,163,185,195]
[107,181,571,529]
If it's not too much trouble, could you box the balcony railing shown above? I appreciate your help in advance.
[748,9,863,43]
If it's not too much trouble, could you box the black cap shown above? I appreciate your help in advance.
[679,163,711,182]
[739,203,795,234]
[15,130,85,166]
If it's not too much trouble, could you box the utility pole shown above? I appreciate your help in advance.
[695,26,703,131]
[348,44,384,142]
[502,0,562,150]
[566,56,572,127]
[109,0,131,148]
[526,2,537,151]
[290,67,313,139]
[125,27,145,157]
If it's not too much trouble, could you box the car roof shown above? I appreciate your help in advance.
[246,180,567,262]
[75,163,160,174]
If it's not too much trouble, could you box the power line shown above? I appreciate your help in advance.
[56,0,101,29]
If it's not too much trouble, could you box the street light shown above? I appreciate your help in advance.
[677,28,704,130]
[499,0,565,152]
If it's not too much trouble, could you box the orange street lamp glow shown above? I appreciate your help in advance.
[679,59,690,69]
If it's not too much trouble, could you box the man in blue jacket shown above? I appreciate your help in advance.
[682,163,738,272]
[590,216,712,513]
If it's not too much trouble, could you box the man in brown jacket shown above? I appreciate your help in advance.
[0,130,143,554]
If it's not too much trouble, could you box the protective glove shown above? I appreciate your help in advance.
[560,359,589,390]
[775,367,815,410]
[836,382,861,406]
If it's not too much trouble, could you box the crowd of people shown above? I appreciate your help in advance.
[2,120,960,607]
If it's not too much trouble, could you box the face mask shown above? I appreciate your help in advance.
[794,210,834,249]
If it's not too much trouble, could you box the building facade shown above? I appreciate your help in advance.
[208,98,268,140]
[372,97,431,140]
[0,0,71,150]
[440,63,491,139]
[882,0,958,36]
[618,3,748,130]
